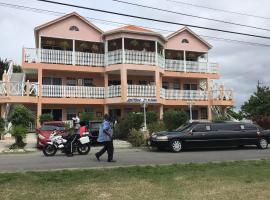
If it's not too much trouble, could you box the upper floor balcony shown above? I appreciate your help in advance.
[22,36,219,74]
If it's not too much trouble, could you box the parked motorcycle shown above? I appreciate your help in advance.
[42,129,91,157]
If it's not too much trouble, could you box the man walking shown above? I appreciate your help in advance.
[95,114,115,162]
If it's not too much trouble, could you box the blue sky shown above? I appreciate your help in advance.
[1,0,270,108]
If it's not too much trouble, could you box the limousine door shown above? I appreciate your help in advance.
[185,124,211,147]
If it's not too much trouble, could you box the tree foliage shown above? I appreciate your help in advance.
[241,85,270,117]
[0,58,22,79]
[80,112,94,126]
[39,113,53,125]
[241,85,270,129]
[146,111,158,124]
[163,110,188,131]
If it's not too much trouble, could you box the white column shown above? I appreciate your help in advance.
[72,40,75,65]
[105,40,108,67]
[183,50,186,72]
[122,37,125,64]
[155,40,158,66]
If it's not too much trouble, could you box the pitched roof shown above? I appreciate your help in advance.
[34,12,103,33]
[103,25,166,42]
[109,25,154,33]
[167,26,212,49]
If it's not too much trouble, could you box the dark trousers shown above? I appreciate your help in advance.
[96,141,114,161]
[66,134,80,155]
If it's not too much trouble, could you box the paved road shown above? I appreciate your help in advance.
[0,147,270,172]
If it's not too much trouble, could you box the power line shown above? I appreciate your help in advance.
[166,0,270,20]
[36,0,270,40]
[112,0,270,32]
[1,2,270,47]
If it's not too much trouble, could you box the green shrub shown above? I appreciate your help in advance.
[146,111,158,124]
[8,105,34,148]
[8,105,34,127]
[113,119,130,140]
[128,129,145,147]
[10,125,28,148]
[127,112,144,130]
[163,110,188,131]
[39,113,53,125]
[148,122,166,135]
[80,112,94,126]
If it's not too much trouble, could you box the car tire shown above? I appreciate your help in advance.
[170,140,183,152]
[257,138,268,149]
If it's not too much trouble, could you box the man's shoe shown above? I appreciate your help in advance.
[107,160,116,162]
[95,154,100,161]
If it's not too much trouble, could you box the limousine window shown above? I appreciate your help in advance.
[175,124,193,132]
[193,124,211,132]
[212,124,241,131]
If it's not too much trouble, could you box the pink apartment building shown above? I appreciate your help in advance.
[0,12,234,127]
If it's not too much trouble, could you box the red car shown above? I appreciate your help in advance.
[36,121,66,148]
[36,121,90,148]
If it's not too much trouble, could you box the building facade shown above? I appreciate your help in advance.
[0,12,234,126]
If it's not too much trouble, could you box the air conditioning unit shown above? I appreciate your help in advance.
[78,79,83,86]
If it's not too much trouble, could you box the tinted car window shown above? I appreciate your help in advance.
[89,122,102,130]
[193,124,207,132]
[212,124,241,131]
[40,125,65,131]
[243,124,258,130]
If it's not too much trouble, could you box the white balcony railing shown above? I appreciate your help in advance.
[165,59,219,74]
[125,50,156,65]
[42,85,104,98]
[128,85,156,97]
[162,89,208,100]
[0,81,39,96]
[212,90,234,101]
[107,50,122,65]
[24,48,104,67]
[24,48,219,74]
[107,85,121,98]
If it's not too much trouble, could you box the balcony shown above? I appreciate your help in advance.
[24,48,104,67]
[0,81,38,97]
[42,85,105,98]
[23,48,219,74]
[128,85,156,97]
[165,59,218,74]
[161,89,208,100]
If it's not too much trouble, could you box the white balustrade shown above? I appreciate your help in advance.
[24,48,105,67]
[165,59,219,74]
[107,50,123,65]
[164,89,208,100]
[0,81,39,97]
[42,85,104,98]
[125,50,156,65]
[107,85,121,97]
[158,54,165,68]
[128,85,156,97]
[212,90,233,101]
[75,52,104,66]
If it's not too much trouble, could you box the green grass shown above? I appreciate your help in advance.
[1,160,270,200]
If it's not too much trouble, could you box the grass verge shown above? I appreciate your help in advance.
[0,160,270,200]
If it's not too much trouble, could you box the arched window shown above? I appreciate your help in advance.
[181,39,189,44]
[69,26,79,31]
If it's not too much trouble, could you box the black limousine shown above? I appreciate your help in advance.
[148,122,270,152]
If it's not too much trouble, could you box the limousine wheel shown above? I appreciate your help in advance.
[170,140,183,152]
[258,138,268,149]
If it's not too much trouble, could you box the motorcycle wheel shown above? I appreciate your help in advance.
[77,143,91,155]
[42,144,57,156]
